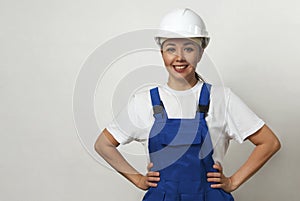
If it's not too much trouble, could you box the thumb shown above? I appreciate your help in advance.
[213,163,223,173]
[147,162,154,171]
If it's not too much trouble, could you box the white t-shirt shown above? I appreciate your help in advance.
[106,81,265,164]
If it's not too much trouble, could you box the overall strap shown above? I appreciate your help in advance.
[197,83,211,114]
[150,87,165,116]
[197,83,216,174]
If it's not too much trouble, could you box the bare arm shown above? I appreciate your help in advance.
[207,124,281,192]
[94,128,160,190]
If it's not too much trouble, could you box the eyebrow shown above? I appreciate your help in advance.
[183,42,197,46]
[164,42,196,47]
[164,43,176,47]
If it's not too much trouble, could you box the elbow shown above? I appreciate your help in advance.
[271,137,281,154]
[274,138,281,152]
[94,140,108,159]
[94,132,116,159]
[94,140,103,156]
[94,129,119,159]
[94,134,105,156]
[94,141,100,153]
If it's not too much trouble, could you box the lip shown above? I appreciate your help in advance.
[172,65,189,73]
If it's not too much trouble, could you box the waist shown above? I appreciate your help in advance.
[155,179,210,194]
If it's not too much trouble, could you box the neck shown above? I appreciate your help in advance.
[167,77,198,91]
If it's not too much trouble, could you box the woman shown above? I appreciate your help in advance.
[94,8,280,201]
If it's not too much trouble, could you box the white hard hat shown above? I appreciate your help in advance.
[155,8,210,48]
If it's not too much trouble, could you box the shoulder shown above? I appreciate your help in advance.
[207,85,233,116]
[131,85,155,105]
[210,85,231,103]
[128,85,158,117]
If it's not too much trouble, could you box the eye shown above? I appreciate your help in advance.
[184,47,194,53]
[165,47,176,53]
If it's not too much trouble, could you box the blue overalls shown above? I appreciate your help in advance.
[142,83,234,201]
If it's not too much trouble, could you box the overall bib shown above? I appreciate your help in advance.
[142,83,234,201]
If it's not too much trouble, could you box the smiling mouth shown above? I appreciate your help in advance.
[173,65,189,69]
[173,65,189,72]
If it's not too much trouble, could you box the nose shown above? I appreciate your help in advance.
[175,50,186,62]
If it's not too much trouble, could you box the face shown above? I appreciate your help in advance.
[161,38,204,83]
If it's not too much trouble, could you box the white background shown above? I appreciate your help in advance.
[1,0,299,200]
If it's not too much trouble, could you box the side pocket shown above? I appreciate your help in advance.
[142,189,165,201]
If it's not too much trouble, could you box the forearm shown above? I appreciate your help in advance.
[230,125,281,190]
[94,131,142,186]
[230,143,278,189]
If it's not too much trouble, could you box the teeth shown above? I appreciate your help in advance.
[174,65,187,69]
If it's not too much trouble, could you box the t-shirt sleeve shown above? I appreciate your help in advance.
[106,93,150,145]
[225,89,265,143]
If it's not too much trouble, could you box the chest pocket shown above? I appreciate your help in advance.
[160,125,203,146]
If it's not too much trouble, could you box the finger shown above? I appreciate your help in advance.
[211,183,223,189]
[146,181,158,187]
[213,163,223,172]
[147,162,154,171]
[147,176,160,182]
[147,171,160,177]
[207,172,221,177]
[207,177,221,183]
